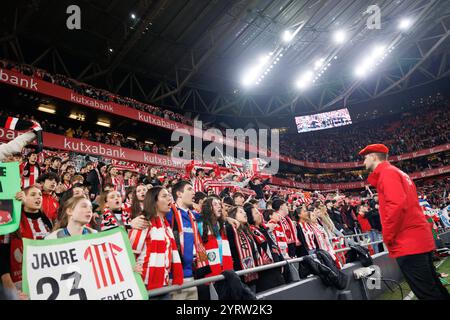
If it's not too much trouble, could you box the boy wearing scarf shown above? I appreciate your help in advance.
[167,180,210,300]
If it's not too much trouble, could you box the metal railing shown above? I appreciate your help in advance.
[147,239,385,298]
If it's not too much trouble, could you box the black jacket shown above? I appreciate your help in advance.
[365,207,382,231]
[300,249,348,290]
[248,179,270,199]
[86,168,102,197]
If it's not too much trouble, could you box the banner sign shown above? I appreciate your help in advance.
[1,129,449,191]
[22,228,148,300]
[1,67,449,169]
[0,162,22,235]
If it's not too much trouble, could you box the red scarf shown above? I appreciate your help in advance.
[10,210,52,283]
[269,219,288,257]
[299,221,316,251]
[129,216,183,289]
[170,204,210,277]
[101,203,131,231]
[231,227,259,282]
[201,224,233,278]
[279,215,300,245]
[249,225,274,265]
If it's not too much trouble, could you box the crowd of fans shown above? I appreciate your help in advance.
[281,96,450,163]
[277,151,450,184]
[0,59,192,125]
[1,138,449,300]
[2,59,449,168]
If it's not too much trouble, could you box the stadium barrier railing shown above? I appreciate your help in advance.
[147,239,385,299]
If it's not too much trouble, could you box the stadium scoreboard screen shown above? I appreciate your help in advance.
[295,108,352,133]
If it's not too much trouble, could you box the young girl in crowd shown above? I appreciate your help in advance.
[225,206,260,291]
[46,196,96,239]
[296,205,318,256]
[0,186,52,297]
[245,204,285,293]
[198,197,233,277]
[263,209,290,259]
[128,186,183,294]
[196,197,233,300]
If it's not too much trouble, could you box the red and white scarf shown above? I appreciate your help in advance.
[249,225,274,265]
[101,203,131,231]
[200,223,233,278]
[299,221,317,251]
[310,222,341,268]
[279,215,300,245]
[269,219,288,258]
[128,216,184,289]
[19,162,40,188]
[10,210,52,283]
[231,227,259,282]
[170,204,210,276]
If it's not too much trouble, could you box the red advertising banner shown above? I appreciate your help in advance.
[2,67,449,170]
[0,68,268,158]
[1,128,449,190]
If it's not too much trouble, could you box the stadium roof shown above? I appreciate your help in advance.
[1,0,450,124]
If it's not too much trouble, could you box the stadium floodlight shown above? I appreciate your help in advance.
[354,65,368,78]
[296,70,314,89]
[333,30,346,44]
[131,13,136,19]
[314,58,325,70]
[282,30,295,43]
[398,18,412,30]
[371,45,385,59]
[108,48,114,53]
[259,54,270,65]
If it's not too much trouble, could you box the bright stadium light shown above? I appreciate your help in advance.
[371,45,385,59]
[333,30,346,44]
[398,18,412,30]
[354,65,367,78]
[131,13,136,19]
[314,58,325,70]
[242,69,258,87]
[282,30,295,43]
[296,70,314,89]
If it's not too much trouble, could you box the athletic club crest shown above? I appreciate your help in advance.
[207,251,216,262]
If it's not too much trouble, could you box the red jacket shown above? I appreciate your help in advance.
[367,161,435,258]
[357,215,372,233]
[42,192,59,222]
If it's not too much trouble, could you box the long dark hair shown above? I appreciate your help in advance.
[228,205,252,236]
[200,197,225,244]
[142,186,165,220]
[130,184,147,219]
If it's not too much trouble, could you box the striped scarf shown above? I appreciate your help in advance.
[299,221,317,251]
[279,215,300,245]
[0,116,43,152]
[231,227,259,282]
[10,210,52,283]
[129,216,184,289]
[198,222,233,278]
[101,203,131,231]
[249,225,274,265]
[309,222,341,268]
[170,204,210,278]
[19,162,40,188]
[269,219,288,258]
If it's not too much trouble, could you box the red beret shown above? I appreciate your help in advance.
[358,144,389,156]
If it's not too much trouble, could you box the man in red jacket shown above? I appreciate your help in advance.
[360,143,449,300]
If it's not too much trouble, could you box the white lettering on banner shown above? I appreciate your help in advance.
[63,139,125,158]
[69,93,114,112]
[23,229,147,300]
[137,112,180,131]
[0,69,38,90]
[0,128,20,141]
